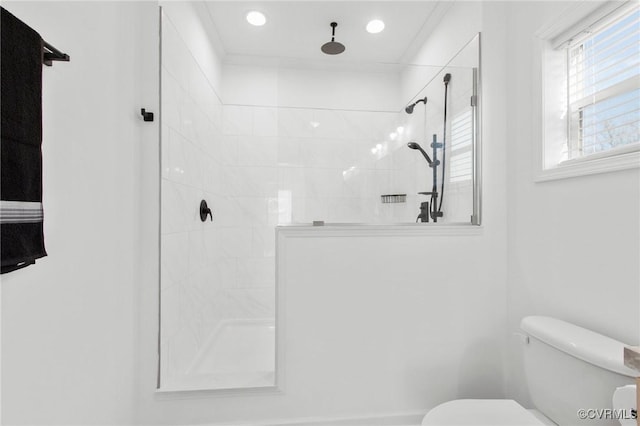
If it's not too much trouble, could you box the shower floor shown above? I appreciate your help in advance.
[185,318,276,390]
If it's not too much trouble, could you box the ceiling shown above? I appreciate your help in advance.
[202,1,448,66]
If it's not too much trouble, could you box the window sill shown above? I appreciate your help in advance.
[535,148,639,182]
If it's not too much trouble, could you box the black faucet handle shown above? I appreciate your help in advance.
[199,200,213,222]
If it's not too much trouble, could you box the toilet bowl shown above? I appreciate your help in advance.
[422,316,638,426]
[421,399,554,425]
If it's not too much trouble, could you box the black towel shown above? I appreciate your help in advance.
[1,7,47,274]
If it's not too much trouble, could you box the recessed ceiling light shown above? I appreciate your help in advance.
[246,11,266,26]
[366,19,385,34]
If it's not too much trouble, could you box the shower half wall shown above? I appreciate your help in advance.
[159,5,480,391]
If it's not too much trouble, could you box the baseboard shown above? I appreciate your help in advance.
[196,410,427,426]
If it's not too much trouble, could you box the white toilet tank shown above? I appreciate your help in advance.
[521,316,637,426]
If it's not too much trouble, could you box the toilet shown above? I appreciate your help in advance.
[422,316,638,425]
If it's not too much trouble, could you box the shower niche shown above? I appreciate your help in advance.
[158,7,481,393]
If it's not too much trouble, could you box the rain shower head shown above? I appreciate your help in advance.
[405,97,427,114]
[321,22,345,55]
[407,141,433,165]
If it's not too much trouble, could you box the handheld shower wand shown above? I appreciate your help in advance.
[407,142,434,165]
[408,138,441,222]
[438,73,451,213]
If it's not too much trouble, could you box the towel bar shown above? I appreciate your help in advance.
[43,40,69,66]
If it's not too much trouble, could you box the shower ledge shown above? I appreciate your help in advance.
[276,223,482,238]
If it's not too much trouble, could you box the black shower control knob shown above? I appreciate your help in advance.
[199,200,213,222]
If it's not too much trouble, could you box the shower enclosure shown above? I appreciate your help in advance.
[159,6,481,391]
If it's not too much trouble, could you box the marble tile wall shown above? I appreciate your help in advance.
[160,14,274,390]
[217,105,447,225]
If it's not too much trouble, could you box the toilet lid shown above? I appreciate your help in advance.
[422,399,550,425]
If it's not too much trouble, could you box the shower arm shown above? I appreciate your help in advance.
[405,97,427,114]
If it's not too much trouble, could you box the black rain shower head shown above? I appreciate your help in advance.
[321,22,345,55]
[405,97,427,114]
[407,142,433,165]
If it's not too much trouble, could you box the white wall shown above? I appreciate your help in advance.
[223,63,401,111]
[503,0,640,406]
[400,1,481,103]
[159,2,224,97]
[1,2,159,424]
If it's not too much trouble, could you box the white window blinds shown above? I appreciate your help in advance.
[567,4,640,159]
[449,110,473,183]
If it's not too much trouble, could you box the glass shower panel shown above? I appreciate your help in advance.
[159,11,276,392]
[273,65,478,225]
[400,66,476,224]
[276,108,405,224]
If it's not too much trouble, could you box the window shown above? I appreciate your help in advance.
[566,5,640,160]
[537,2,640,180]
[449,110,473,183]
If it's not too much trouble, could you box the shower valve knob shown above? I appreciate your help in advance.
[199,200,213,222]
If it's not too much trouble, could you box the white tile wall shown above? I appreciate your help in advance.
[160,12,276,391]
[258,106,453,224]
